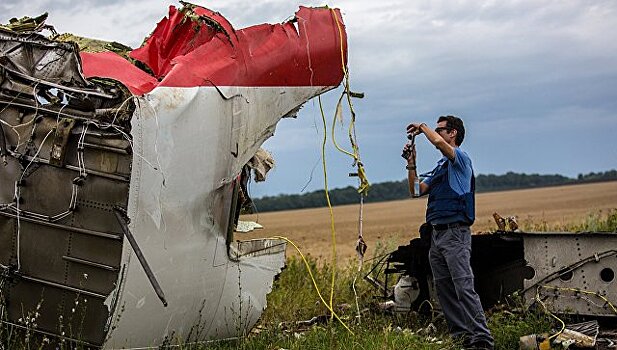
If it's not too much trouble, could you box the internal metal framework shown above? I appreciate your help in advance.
[0,27,134,346]
[0,4,349,347]
[522,233,617,316]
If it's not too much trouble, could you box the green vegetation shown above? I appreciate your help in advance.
[193,210,616,350]
[200,209,616,350]
[2,210,615,349]
[203,257,460,350]
[254,170,617,212]
[197,259,550,350]
[520,208,617,232]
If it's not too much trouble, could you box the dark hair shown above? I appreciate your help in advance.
[437,115,465,146]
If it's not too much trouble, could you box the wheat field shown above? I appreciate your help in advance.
[239,181,617,261]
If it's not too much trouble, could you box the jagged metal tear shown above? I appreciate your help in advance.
[103,85,333,348]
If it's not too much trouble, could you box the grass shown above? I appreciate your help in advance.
[195,257,552,350]
[202,256,459,350]
[2,209,615,349]
[520,208,617,232]
[199,209,616,350]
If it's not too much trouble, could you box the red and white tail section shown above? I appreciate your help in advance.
[79,4,347,347]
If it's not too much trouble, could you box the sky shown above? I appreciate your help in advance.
[2,0,616,197]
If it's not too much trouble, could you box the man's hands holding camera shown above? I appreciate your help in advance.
[402,122,425,165]
[401,143,416,165]
[406,122,425,139]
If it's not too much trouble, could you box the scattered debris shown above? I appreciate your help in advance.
[367,229,617,349]
[520,321,599,349]
[519,333,551,350]
[279,314,330,332]
[235,220,264,233]
[493,212,519,232]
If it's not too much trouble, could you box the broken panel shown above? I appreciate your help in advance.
[381,231,617,319]
[522,233,617,317]
[2,3,348,348]
[0,26,133,346]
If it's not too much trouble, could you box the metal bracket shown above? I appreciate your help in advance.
[113,208,168,307]
[49,117,75,167]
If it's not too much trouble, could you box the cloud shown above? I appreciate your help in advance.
[2,0,616,194]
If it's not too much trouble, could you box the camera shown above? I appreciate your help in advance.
[401,146,411,160]
[402,133,416,159]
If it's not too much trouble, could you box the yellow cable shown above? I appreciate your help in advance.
[534,286,566,340]
[296,7,370,325]
[332,7,355,154]
[540,285,617,314]
[331,93,355,159]
[323,8,371,323]
[317,95,338,320]
[329,8,370,196]
[269,236,353,334]
[331,8,348,78]
[548,313,566,341]
[534,284,617,341]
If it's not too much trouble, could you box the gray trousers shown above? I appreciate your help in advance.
[429,224,494,346]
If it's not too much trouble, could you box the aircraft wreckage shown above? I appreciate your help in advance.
[377,223,617,319]
[0,3,348,348]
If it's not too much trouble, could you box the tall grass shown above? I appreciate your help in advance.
[2,210,615,349]
[520,208,617,232]
[201,209,616,350]
[199,256,556,350]
[203,256,458,350]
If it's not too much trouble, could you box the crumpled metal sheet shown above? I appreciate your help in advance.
[105,83,334,347]
[99,4,348,349]
[81,4,347,94]
[0,3,347,348]
[248,148,275,182]
[0,28,85,84]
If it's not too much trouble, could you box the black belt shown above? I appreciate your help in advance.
[432,222,466,231]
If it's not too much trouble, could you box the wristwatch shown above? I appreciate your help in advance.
[406,164,416,170]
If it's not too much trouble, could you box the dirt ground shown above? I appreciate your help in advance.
[239,181,617,262]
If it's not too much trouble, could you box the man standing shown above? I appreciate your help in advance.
[404,115,494,350]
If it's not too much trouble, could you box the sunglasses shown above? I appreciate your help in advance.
[435,127,452,133]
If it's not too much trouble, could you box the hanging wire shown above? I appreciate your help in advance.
[329,9,369,196]
[304,8,372,321]
[15,128,54,271]
[330,8,370,323]
[316,94,338,319]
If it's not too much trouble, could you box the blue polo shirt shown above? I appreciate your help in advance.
[422,148,473,196]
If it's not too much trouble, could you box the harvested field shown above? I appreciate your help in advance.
[239,181,617,262]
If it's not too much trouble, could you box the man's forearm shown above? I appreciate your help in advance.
[418,123,455,160]
[407,165,417,196]
[418,123,442,147]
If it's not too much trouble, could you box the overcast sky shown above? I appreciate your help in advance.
[2,0,616,197]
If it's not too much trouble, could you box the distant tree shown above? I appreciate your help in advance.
[253,169,617,212]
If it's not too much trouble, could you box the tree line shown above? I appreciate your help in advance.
[252,170,617,213]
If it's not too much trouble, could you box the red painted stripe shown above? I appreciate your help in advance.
[80,52,157,95]
[80,5,347,94]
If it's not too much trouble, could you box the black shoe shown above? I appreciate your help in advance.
[465,341,494,350]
